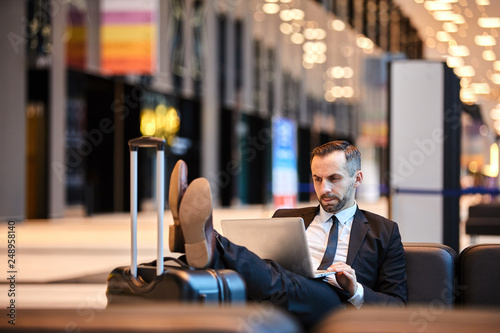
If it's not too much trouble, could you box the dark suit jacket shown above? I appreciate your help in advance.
[273,206,407,305]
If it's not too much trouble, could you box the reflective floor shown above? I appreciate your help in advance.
[1,199,499,310]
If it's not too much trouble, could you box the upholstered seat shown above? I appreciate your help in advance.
[403,243,457,306]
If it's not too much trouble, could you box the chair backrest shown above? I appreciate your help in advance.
[458,243,500,307]
[314,306,500,333]
[466,204,500,236]
[0,304,302,333]
[403,243,457,306]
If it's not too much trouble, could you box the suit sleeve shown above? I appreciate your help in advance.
[362,222,408,306]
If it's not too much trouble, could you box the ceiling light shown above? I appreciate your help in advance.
[280,9,293,21]
[494,61,500,71]
[303,61,314,69]
[475,34,496,46]
[460,88,477,103]
[331,86,344,98]
[446,56,464,68]
[483,50,496,61]
[303,41,314,53]
[344,86,354,98]
[476,0,490,5]
[316,54,326,64]
[478,17,500,28]
[262,3,279,14]
[490,108,500,119]
[356,35,373,49]
[315,29,327,40]
[453,14,466,24]
[280,8,305,21]
[461,77,471,87]
[303,53,317,64]
[291,9,305,20]
[316,41,327,53]
[280,23,292,35]
[433,11,456,21]
[330,19,346,31]
[491,73,500,84]
[482,143,499,178]
[425,2,453,11]
[437,31,452,42]
[344,67,354,78]
[303,28,317,40]
[324,91,336,102]
[290,33,305,44]
[331,66,344,78]
[454,65,476,77]
[471,83,491,94]
[493,76,500,85]
[443,22,458,32]
[448,45,470,56]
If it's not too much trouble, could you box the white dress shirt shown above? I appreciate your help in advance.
[305,202,364,308]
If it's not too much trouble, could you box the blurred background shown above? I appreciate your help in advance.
[2,0,500,258]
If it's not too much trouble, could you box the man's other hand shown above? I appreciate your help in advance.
[328,262,358,297]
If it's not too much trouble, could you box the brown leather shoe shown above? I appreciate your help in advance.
[168,159,188,253]
[179,177,214,268]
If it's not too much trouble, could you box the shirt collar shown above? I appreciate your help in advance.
[319,201,358,226]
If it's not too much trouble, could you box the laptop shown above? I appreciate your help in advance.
[220,217,335,279]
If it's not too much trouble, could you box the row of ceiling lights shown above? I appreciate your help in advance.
[417,0,499,107]
[260,0,499,108]
[261,0,499,106]
[259,0,379,102]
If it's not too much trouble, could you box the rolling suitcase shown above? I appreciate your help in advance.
[106,136,246,305]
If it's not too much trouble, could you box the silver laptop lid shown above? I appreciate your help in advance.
[220,217,319,278]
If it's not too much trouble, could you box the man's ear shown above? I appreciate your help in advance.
[354,171,363,188]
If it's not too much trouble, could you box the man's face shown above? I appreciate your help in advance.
[311,151,363,213]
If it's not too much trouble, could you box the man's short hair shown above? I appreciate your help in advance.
[310,141,361,177]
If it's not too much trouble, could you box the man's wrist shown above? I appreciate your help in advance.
[347,282,364,309]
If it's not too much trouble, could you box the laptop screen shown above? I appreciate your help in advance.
[220,217,319,278]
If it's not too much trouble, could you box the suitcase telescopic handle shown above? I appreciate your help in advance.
[129,136,166,151]
[129,137,166,278]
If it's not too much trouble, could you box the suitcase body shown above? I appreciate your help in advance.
[107,260,246,304]
[106,137,246,306]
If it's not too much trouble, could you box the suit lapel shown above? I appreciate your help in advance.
[346,208,370,266]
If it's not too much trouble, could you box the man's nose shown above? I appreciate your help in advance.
[321,180,332,193]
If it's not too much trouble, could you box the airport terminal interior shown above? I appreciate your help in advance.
[1,0,500,331]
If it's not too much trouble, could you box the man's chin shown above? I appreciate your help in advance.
[321,201,342,213]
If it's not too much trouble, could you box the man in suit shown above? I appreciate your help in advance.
[176,140,407,329]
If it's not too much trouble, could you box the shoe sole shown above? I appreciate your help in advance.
[179,178,213,268]
[169,160,187,253]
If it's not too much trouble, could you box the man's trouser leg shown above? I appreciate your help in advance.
[213,233,344,328]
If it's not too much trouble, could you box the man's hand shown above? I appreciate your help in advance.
[328,262,358,297]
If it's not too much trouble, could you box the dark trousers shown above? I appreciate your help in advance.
[213,233,345,329]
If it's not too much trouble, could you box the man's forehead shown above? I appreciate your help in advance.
[311,152,348,173]
[311,151,346,165]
